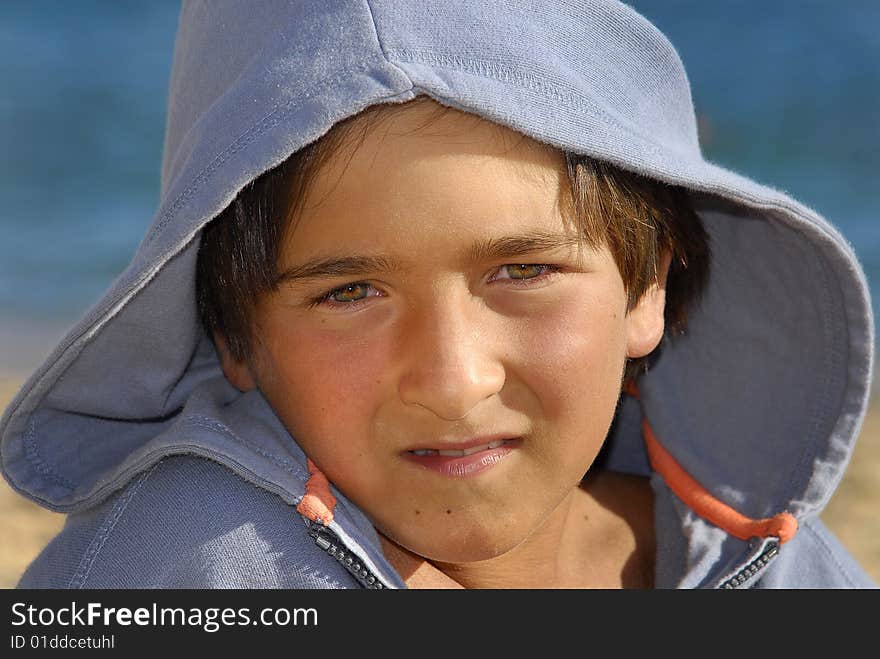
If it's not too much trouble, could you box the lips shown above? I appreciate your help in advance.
[410,438,508,457]
[404,437,520,478]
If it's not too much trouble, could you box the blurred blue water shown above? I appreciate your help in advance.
[1,1,878,368]
[0,1,178,325]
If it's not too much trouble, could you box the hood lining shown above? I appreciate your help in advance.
[785,227,850,513]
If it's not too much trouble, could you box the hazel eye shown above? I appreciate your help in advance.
[329,282,371,303]
[496,264,553,280]
[308,281,383,310]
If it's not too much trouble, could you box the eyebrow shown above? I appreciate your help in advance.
[274,230,585,285]
[467,230,584,262]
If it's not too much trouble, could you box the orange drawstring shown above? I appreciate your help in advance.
[625,381,797,544]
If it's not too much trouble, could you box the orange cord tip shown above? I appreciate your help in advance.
[296,458,336,525]
[763,512,798,545]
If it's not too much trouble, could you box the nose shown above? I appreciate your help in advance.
[397,292,506,421]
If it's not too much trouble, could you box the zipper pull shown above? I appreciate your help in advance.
[313,533,332,551]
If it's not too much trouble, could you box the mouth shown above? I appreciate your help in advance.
[404,437,520,478]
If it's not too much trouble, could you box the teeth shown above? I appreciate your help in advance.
[413,439,508,457]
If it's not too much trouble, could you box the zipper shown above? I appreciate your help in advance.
[311,523,782,590]
[719,539,780,589]
[308,523,387,589]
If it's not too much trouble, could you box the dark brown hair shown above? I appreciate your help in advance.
[196,99,709,384]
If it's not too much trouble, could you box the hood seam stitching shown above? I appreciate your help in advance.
[145,63,376,246]
[24,418,75,492]
[385,47,673,158]
[182,416,309,483]
[68,463,159,588]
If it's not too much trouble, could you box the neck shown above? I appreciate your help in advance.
[379,470,655,589]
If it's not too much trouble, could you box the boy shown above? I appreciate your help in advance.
[2,0,874,588]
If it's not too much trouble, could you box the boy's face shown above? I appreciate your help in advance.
[223,100,666,563]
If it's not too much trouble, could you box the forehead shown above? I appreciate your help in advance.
[334,97,562,173]
[284,98,574,260]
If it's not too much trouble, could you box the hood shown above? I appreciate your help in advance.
[1,0,873,559]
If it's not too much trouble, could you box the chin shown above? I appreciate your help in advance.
[397,522,525,565]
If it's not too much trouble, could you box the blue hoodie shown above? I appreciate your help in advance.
[2,0,875,588]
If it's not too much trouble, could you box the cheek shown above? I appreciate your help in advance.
[260,321,393,450]
[512,294,628,421]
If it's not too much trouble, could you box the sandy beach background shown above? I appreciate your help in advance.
[1,371,878,588]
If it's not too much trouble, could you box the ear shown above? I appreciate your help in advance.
[626,250,672,359]
[212,331,257,391]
